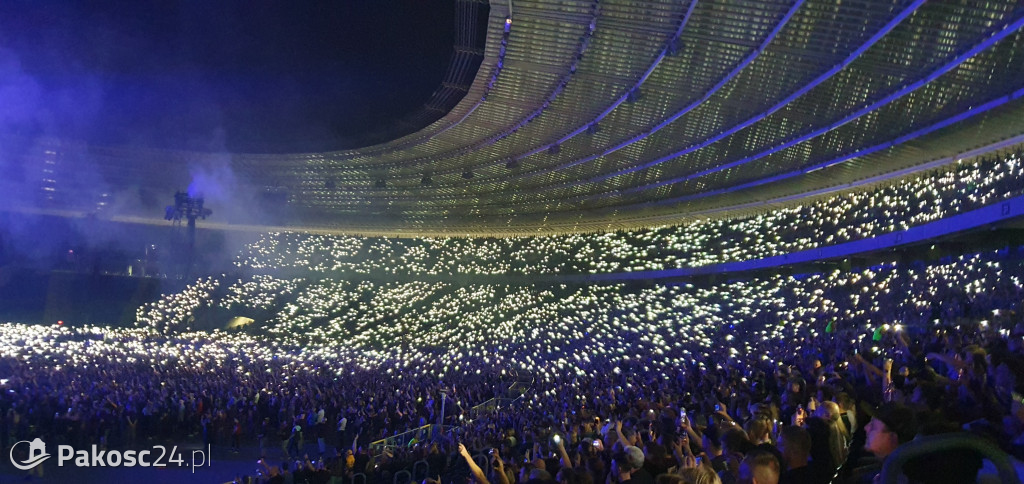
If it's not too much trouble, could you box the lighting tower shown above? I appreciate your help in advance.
[164,191,212,278]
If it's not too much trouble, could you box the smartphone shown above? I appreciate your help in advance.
[714,404,721,412]
[593,439,601,447]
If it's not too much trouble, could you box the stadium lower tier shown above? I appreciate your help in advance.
[1,247,1023,483]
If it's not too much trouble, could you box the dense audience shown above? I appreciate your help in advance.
[4,150,1024,482]
[235,150,1024,275]
[0,245,1022,483]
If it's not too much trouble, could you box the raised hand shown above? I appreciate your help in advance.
[682,454,696,469]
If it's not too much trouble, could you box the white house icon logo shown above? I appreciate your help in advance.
[10,438,51,470]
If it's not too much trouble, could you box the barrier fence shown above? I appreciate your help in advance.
[368,424,461,457]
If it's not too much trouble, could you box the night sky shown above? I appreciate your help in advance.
[0,1,457,153]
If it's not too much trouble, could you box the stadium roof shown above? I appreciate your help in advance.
[3,0,1024,237]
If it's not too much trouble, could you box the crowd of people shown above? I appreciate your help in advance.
[0,243,1021,482]
[235,149,1024,275]
[4,148,1024,483]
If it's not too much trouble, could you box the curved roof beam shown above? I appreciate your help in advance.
[519,0,928,194]
[569,13,1024,203]
[339,1,603,172]
[335,1,616,171]
[324,0,804,192]
[513,82,1024,222]
[652,84,1024,209]
[672,133,1024,224]
[378,0,696,179]
[433,0,1016,218]
[490,1,699,168]
[317,0,691,180]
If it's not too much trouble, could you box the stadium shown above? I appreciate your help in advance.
[0,0,1023,483]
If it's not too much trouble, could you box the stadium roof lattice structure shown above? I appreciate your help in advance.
[3,0,1024,237]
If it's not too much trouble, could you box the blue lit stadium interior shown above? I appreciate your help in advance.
[1,1,1024,483]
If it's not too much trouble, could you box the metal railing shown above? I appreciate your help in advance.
[368,424,461,457]
[469,396,522,417]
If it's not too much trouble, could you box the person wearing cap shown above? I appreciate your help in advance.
[864,402,916,459]
[846,402,917,483]
[612,445,653,484]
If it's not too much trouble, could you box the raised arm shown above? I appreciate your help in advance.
[926,352,966,371]
[680,415,703,452]
[614,420,631,448]
[670,434,697,472]
[490,449,510,484]
[459,443,490,484]
[555,437,572,469]
[853,354,885,378]
[714,402,735,425]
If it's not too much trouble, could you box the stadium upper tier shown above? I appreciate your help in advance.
[3,0,1024,235]
[233,147,1024,276]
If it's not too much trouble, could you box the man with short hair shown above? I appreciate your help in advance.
[700,424,726,473]
[777,425,828,484]
[738,449,780,484]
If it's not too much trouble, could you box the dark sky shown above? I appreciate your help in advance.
[0,1,457,153]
